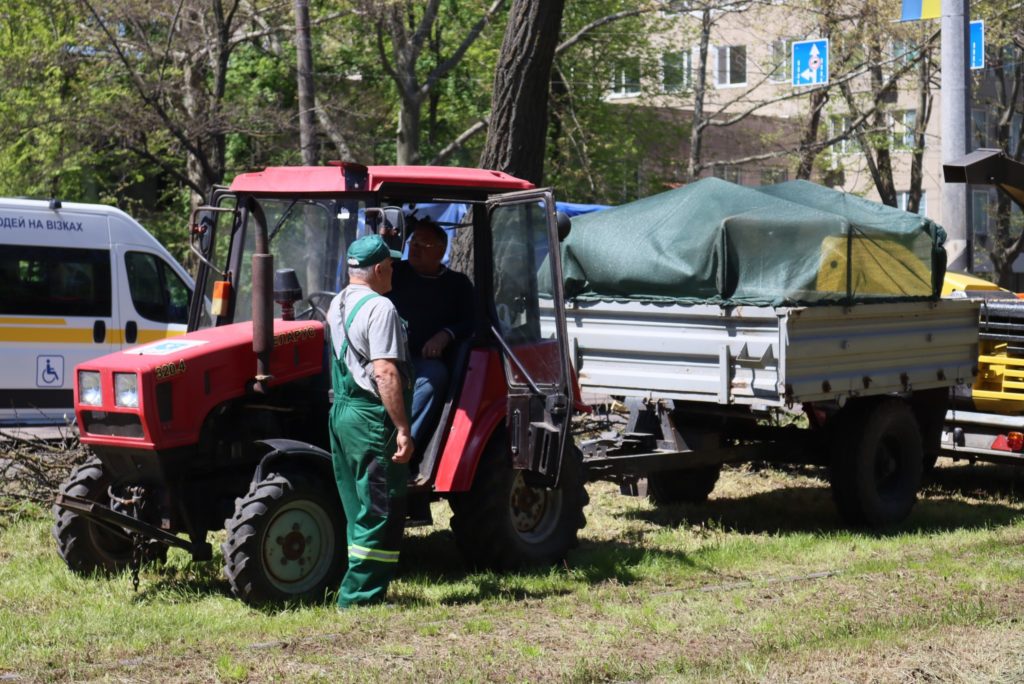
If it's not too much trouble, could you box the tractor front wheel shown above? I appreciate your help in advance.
[450,431,588,571]
[52,458,165,575]
[222,471,346,605]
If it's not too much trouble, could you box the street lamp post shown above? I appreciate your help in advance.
[942,0,971,271]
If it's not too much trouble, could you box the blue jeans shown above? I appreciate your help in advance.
[410,357,448,449]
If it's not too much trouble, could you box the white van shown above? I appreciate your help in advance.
[0,199,194,426]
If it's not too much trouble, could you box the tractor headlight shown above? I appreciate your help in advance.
[114,373,139,408]
[78,371,102,406]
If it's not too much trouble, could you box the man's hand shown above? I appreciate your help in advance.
[421,330,452,359]
[393,429,414,463]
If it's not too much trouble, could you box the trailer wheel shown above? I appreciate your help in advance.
[449,432,588,571]
[52,458,165,574]
[646,465,721,504]
[830,399,923,527]
[222,471,345,605]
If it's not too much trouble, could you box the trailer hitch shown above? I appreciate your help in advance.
[54,494,213,562]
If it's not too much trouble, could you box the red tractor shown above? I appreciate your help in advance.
[54,164,588,604]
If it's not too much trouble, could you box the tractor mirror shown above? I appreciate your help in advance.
[195,211,216,255]
[364,206,406,252]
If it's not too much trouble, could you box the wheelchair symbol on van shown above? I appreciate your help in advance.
[37,356,64,387]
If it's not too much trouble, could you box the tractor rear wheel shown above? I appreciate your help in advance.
[222,471,346,605]
[449,431,588,571]
[52,457,165,574]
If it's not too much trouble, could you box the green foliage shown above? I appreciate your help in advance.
[548,1,689,203]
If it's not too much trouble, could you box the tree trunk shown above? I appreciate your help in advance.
[478,0,565,184]
[795,88,828,180]
[686,9,712,182]
[397,93,424,166]
[293,0,317,166]
[907,50,933,214]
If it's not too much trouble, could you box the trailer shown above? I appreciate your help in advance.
[546,177,980,526]
[547,297,978,525]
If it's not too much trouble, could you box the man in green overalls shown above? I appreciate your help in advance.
[326,234,414,608]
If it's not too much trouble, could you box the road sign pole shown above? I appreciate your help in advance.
[942,0,971,270]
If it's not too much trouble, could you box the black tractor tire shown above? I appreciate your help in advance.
[52,457,166,575]
[829,399,923,528]
[221,471,346,605]
[646,465,721,505]
[449,432,589,572]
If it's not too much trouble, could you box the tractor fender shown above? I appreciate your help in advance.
[253,438,334,485]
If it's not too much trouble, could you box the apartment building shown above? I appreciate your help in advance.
[608,4,1022,281]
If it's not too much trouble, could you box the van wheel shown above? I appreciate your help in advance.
[830,400,923,528]
[449,431,588,571]
[52,458,165,574]
[222,471,346,605]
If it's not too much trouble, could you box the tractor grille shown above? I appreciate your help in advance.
[80,411,144,438]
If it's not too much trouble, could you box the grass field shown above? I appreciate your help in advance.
[1,460,1022,683]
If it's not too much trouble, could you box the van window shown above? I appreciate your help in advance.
[124,251,191,324]
[0,246,111,317]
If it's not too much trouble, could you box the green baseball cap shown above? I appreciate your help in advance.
[346,234,402,267]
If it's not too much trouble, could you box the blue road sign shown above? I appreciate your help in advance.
[792,39,829,87]
[970,20,984,70]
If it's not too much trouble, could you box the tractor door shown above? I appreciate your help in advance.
[487,189,573,486]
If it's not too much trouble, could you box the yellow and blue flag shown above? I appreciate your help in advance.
[901,0,941,21]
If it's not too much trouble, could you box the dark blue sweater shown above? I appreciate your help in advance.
[386,260,475,357]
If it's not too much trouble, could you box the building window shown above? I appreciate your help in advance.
[893,109,918,148]
[611,57,641,96]
[897,190,927,216]
[830,115,860,154]
[715,45,746,86]
[1011,113,1022,155]
[971,108,989,149]
[890,38,918,68]
[769,39,791,83]
[662,50,692,93]
[713,165,741,183]
[760,167,788,185]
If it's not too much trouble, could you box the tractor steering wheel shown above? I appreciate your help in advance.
[296,291,336,322]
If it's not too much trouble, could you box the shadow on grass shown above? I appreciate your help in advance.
[394,526,697,605]
[134,560,234,602]
[623,481,1023,537]
[927,461,1024,502]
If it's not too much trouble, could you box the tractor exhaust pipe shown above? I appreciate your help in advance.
[249,200,274,393]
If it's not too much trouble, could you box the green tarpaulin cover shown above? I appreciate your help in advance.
[557,178,946,307]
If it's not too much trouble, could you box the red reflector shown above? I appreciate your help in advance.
[1007,432,1024,452]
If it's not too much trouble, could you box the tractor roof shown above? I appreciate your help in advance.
[229,163,534,195]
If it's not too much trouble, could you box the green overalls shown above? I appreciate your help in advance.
[329,293,413,608]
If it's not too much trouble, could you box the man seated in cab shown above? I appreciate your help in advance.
[386,218,475,471]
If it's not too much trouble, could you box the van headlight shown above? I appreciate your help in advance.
[114,373,139,408]
[78,371,103,406]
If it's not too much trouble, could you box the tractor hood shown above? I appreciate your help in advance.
[75,320,325,450]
